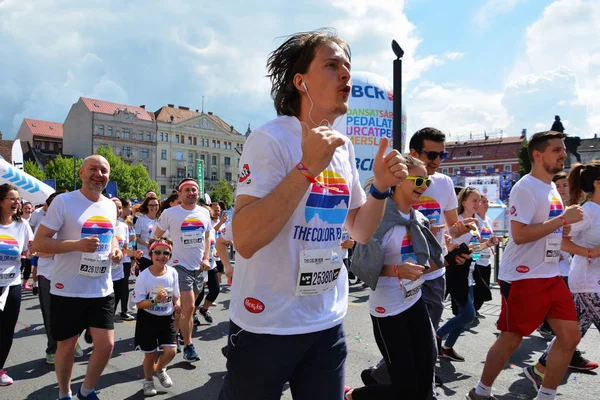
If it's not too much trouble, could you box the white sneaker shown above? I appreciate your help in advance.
[154,368,173,388]
[74,343,84,358]
[143,380,157,396]
[0,370,13,386]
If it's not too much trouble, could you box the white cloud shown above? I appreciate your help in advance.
[444,52,466,60]
[505,0,600,137]
[473,0,526,26]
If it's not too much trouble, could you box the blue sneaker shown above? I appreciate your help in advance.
[77,388,100,399]
[183,343,200,362]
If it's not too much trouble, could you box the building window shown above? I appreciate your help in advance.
[211,170,217,180]
[122,146,131,156]
[175,135,179,143]
[225,172,232,181]
[224,157,231,166]
[138,131,144,141]
[212,140,216,148]
[98,125,104,136]
[161,149,167,160]
[193,137,197,146]
[176,151,184,161]
[212,155,217,165]
[188,152,194,163]
[107,126,113,137]
[200,154,205,162]
[177,168,186,178]
[160,185,166,195]
[188,165,194,178]
[160,167,166,177]
[188,137,192,145]
[141,149,149,159]
[122,128,130,139]
[146,132,151,142]
[442,167,449,175]
[165,133,168,142]
[217,140,221,148]
[34,143,40,150]
[181,135,185,144]
[504,164,512,172]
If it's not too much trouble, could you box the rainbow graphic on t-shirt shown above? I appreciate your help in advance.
[181,217,204,232]
[480,226,492,240]
[548,197,563,219]
[305,170,350,225]
[0,234,20,262]
[412,196,441,225]
[115,235,124,248]
[81,216,114,252]
[400,232,417,264]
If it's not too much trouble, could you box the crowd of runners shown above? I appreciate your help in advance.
[0,29,598,400]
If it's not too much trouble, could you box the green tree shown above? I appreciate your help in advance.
[24,160,46,181]
[210,179,233,207]
[518,138,531,177]
[129,163,159,199]
[45,155,82,191]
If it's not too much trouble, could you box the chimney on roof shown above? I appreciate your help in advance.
[208,111,213,115]
[520,129,527,139]
[170,115,174,123]
[179,106,190,110]
[140,105,146,109]
[168,104,174,108]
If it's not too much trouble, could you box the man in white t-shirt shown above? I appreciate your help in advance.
[33,155,123,400]
[154,178,211,362]
[467,131,583,400]
[219,29,408,400]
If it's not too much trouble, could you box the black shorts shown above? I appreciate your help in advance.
[50,294,115,341]
[216,260,224,274]
[134,308,177,353]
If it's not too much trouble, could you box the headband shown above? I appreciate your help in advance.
[178,180,199,192]
[149,240,173,254]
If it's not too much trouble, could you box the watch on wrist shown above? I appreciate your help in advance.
[369,184,390,200]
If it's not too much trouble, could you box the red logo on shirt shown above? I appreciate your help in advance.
[375,307,386,314]
[239,164,251,183]
[510,206,516,216]
[55,283,64,289]
[173,260,179,264]
[244,297,265,313]
[516,265,530,273]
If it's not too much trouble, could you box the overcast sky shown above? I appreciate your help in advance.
[1,0,599,143]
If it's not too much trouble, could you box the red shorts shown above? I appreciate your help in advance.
[497,276,577,336]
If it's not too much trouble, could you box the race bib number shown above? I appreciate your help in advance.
[79,253,109,277]
[545,238,561,263]
[401,277,424,303]
[0,267,17,285]
[296,247,343,296]
[182,231,203,248]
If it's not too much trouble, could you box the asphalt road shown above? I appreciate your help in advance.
[2,278,598,399]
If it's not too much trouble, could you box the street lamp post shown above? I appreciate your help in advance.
[392,40,404,152]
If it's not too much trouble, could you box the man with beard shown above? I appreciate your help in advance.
[467,131,583,400]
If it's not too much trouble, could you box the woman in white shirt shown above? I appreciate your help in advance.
[0,184,34,386]
[135,196,160,272]
[473,194,499,316]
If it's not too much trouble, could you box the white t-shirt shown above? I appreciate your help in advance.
[477,214,494,267]
[411,172,458,280]
[229,116,366,335]
[111,222,128,281]
[118,218,131,263]
[43,191,117,298]
[135,214,156,259]
[0,221,33,287]
[568,202,600,293]
[499,174,563,282]
[34,222,55,280]
[208,225,217,269]
[156,205,211,271]
[369,212,426,317]
[29,207,46,231]
[131,266,180,316]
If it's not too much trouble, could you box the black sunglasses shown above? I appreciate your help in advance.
[152,250,171,256]
[418,150,449,161]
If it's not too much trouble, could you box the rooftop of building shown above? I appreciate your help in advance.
[81,97,155,122]
[154,104,243,136]
[23,118,63,139]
